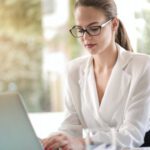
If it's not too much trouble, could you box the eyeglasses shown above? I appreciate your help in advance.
[69,19,112,38]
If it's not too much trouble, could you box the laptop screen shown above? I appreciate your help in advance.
[0,92,43,150]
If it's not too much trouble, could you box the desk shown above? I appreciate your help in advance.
[123,148,150,150]
[88,144,150,150]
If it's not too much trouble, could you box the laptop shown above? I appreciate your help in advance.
[0,92,44,150]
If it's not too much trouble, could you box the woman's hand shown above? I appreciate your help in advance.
[42,132,85,150]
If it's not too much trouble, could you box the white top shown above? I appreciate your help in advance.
[59,45,150,148]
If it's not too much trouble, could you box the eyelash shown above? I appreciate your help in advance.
[78,26,99,30]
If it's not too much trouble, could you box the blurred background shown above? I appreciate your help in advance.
[0,0,150,137]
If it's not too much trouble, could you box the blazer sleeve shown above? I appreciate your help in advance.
[90,60,150,148]
[58,64,83,137]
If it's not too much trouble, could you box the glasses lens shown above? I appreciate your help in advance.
[70,25,101,37]
[87,26,101,36]
[70,27,83,37]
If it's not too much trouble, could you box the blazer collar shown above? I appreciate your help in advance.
[116,44,133,70]
[83,44,133,75]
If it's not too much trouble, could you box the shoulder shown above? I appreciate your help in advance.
[119,45,150,69]
[117,45,150,79]
[64,55,91,83]
[126,52,150,80]
[132,53,150,78]
[67,55,90,76]
[128,51,150,69]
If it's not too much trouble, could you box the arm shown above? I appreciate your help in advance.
[58,65,84,137]
[42,64,86,150]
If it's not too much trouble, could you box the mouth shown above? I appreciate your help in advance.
[84,44,96,49]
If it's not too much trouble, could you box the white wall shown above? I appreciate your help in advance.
[29,112,64,138]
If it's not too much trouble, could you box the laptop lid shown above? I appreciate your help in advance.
[0,92,44,150]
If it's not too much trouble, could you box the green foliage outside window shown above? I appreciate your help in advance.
[0,0,49,112]
[135,0,150,54]
[0,0,85,112]
[67,0,82,59]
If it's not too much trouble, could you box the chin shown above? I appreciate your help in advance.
[88,48,107,56]
[87,48,98,55]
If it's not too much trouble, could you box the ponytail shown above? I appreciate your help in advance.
[115,19,133,52]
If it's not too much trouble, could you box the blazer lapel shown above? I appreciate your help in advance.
[99,46,133,124]
[79,56,101,125]
[78,45,133,128]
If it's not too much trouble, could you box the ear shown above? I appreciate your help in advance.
[112,17,119,32]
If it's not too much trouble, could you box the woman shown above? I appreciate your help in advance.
[42,0,150,149]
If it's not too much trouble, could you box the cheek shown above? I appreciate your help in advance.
[101,28,113,42]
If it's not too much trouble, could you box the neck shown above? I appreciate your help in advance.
[93,44,118,73]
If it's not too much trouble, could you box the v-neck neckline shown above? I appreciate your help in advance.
[90,55,119,110]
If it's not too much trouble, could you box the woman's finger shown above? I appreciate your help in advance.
[61,144,71,150]
[41,138,50,147]
[42,133,61,148]
[45,135,69,150]
[47,139,68,150]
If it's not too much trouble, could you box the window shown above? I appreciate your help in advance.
[116,0,150,53]
[0,0,69,112]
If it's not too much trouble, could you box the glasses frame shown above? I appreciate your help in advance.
[69,19,112,38]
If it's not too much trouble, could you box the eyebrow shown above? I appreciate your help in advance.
[75,21,102,28]
[87,22,101,27]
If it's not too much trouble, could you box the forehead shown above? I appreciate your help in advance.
[74,6,106,26]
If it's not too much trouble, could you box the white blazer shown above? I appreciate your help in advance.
[59,45,150,148]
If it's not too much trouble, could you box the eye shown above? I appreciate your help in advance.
[76,28,84,33]
[88,26,100,33]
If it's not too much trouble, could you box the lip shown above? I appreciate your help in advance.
[84,44,96,49]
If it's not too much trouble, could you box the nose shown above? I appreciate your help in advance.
[82,31,92,41]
